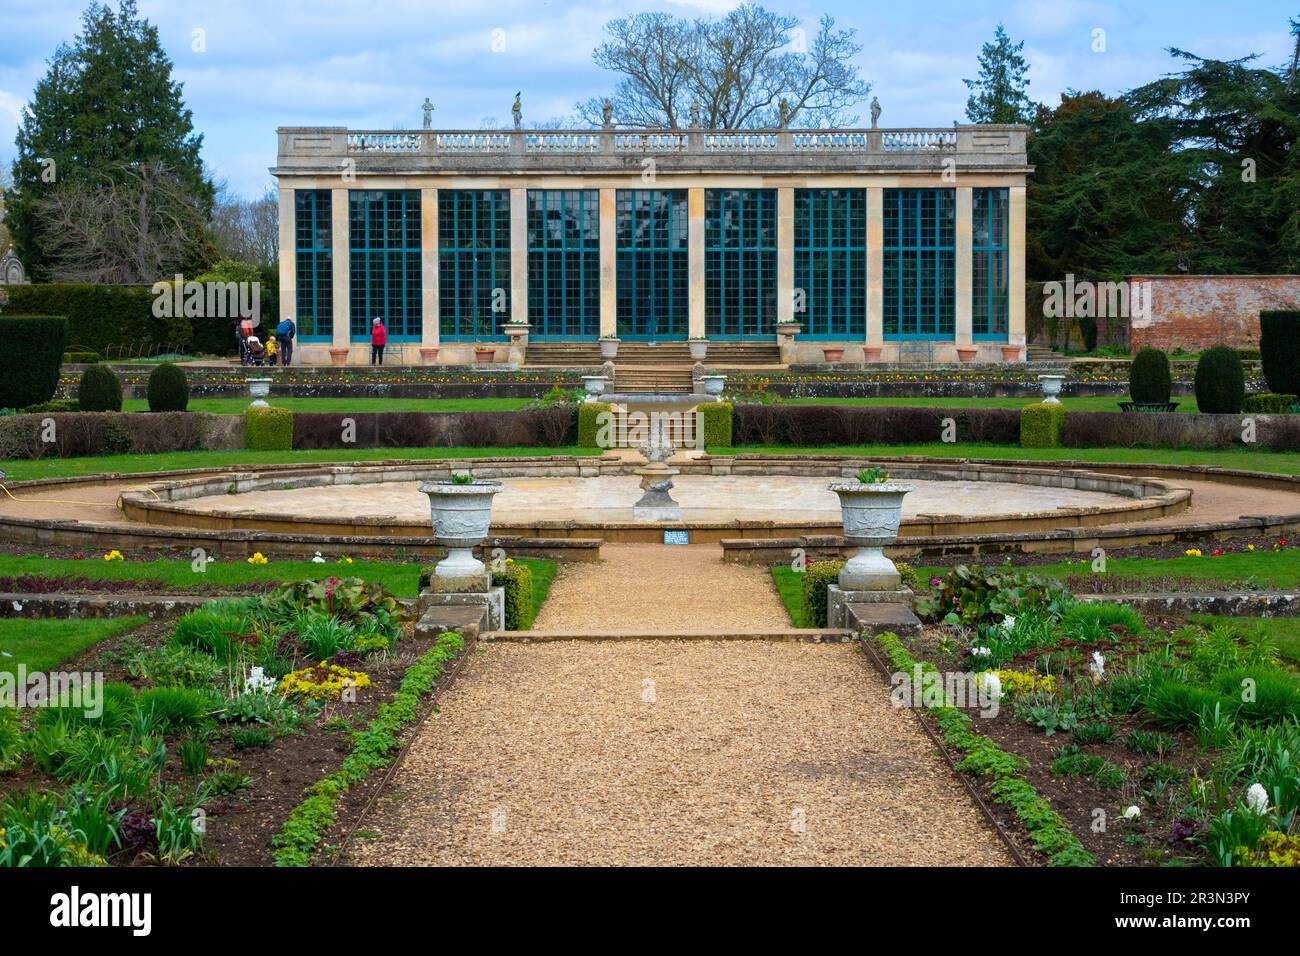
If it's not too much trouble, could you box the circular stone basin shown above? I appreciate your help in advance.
[118,458,1191,543]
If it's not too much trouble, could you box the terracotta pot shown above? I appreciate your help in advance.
[863,346,883,363]
[822,347,845,363]
[328,348,349,367]
[474,348,496,364]
[956,346,978,363]
[1000,345,1021,362]
[420,347,440,365]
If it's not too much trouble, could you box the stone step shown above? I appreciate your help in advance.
[482,628,857,642]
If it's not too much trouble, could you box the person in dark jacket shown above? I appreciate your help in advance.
[370,317,387,365]
[276,318,296,367]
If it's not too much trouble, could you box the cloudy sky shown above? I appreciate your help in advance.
[1,0,1296,197]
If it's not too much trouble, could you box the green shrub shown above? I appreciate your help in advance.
[0,316,66,409]
[1242,393,1298,414]
[1059,601,1144,641]
[172,605,254,659]
[578,401,610,448]
[246,405,293,450]
[1145,679,1225,729]
[146,362,190,412]
[1217,667,1300,725]
[1128,347,1172,404]
[1194,345,1246,414]
[76,364,123,412]
[19,398,79,413]
[62,351,101,364]
[699,401,733,448]
[800,560,844,628]
[492,561,536,630]
[1259,310,1300,398]
[1020,402,1066,448]
[5,285,191,356]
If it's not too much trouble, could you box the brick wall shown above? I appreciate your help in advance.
[1128,275,1300,353]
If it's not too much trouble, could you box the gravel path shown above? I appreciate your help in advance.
[532,543,791,631]
[351,640,1011,866]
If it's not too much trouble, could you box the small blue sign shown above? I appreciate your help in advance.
[663,529,690,545]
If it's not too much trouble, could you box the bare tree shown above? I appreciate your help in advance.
[35,161,207,284]
[0,166,12,252]
[210,185,278,268]
[576,5,870,129]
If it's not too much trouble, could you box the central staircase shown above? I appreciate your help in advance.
[526,341,781,393]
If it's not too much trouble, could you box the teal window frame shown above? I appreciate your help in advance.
[527,190,600,340]
[439,190,510,342]
[294,190,332,341]
[615,190,688,340]
[883,188,956,341]
[348,190,421,342]
[705,189,776,340]
[973,187,1010,340]
[794,189,866,340]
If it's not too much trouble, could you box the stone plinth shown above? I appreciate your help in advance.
[826,584,915,631]
[419,586,505,632]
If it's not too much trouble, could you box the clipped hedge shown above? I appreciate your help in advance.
[0,316,66,410]
[62,352,101,364]
[246,406,294,450]
[732,404,1020,447]
[1195,345,1246,414]
[800,560,844,628]
[1242,393,1299,415]
[4,284,190,356]
[578,402,611,447]
[76,365,123,412]
[1020,402,1066,448]
[0,412,239,460]
[291,408,575,450]
[1259,310,1300,398]
[492,561,535,630]
[147,362,190,412]
[699,401,733,448]
[1128,347,1171,404]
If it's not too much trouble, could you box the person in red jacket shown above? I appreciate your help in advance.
[370,317,387,365]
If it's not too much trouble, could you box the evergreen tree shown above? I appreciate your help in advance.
[964,23,1035,125]
[8,0,213,281]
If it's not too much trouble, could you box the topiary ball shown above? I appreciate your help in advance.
[1128,347,1171,404]
[146,362,190,412]
[1193,345,1246,414]
[77,364,123,412]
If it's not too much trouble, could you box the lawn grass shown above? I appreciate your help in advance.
[779,395,1203,413]
[121,396,532,414]
[0,553,559,612]
[771,565,804,627]
[0,616,147,675]
[1189,615,1300,666]
[710,443,1300,476]
[0,446,598,482]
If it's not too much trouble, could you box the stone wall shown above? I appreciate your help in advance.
[1128,275,1300,353]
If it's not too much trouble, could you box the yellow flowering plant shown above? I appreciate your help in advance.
[279,662,372,701]
[247,552,269,565]
[102,550,123,562]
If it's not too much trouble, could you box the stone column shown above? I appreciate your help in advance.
[421,187,439,349]
[510,187,528,328]
[331,188,350,355]
[1009,185,1027,350]
[688,187,706,339]
[955,186,974,348]
[777,186,794,326]
[599,187,617,338]
[866,187,883,347]
[277,188,295,331]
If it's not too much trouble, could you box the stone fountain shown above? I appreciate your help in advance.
[631,416,682,522]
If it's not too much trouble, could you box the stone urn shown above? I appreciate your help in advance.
[419,347,440,365]
[776,323,802,364]
[247,377,272,407]
[689,339,708,361]
[599,337,620,359]
[582,374,609,397]
[504,322,530,364]
[1037,373,1066,404]
[699,373,727,397]
[828,479,914,590]
[419,479,504,582]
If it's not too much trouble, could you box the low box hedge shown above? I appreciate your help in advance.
[733,404,1020,446]
[1020,403,1066,448]
[245,406,293,450]
[1242,393,1299,415]
[699,401,733,448]
[62,352,101,364]
[578,402,611,448]
[291,408,575,450]
[0,411,238,459]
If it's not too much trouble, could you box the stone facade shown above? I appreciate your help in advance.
[273,125,1031,365]
[1127,274,1300,353]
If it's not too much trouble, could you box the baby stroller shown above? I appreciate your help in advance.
[244,335,266,366]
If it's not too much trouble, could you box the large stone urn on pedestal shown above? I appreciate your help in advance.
[504,321,530,365]
[824,475,919,632]
[631,418,682,522]
[416,477,507,631]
